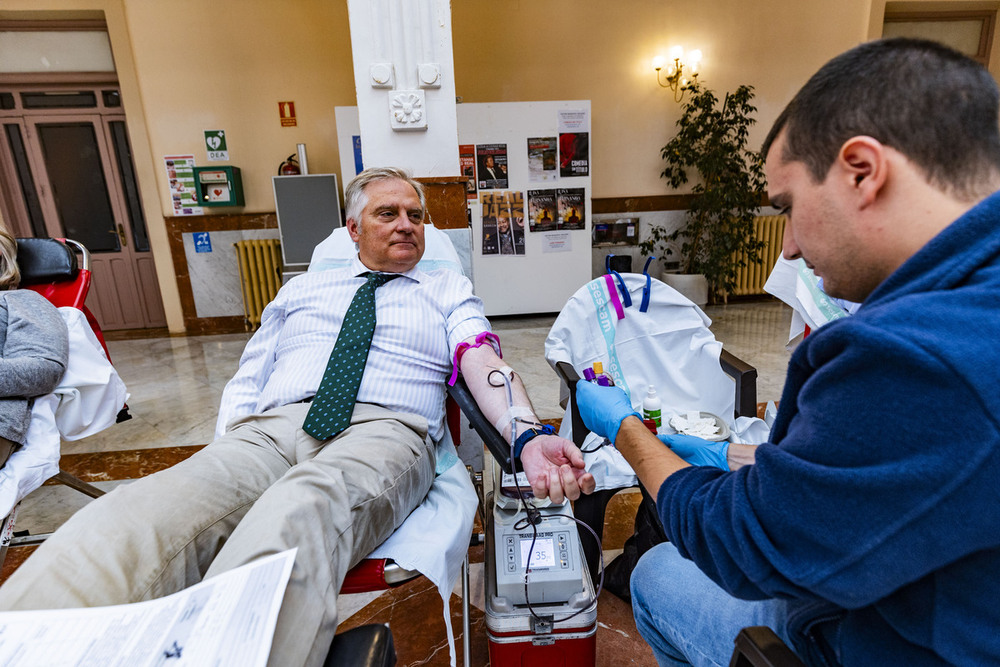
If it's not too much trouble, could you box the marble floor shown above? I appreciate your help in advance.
[1,300,792,666]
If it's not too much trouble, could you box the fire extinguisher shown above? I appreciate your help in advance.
[278,154,300,175]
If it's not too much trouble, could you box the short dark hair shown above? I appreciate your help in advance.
[762,38,1000,198]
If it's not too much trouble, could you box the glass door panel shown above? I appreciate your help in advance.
[2,121,47,237]
[35,121,119,252]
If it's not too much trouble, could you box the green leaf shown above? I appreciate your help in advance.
[645,82,768,297]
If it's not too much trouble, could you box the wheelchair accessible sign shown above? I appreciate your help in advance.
[204,130,229,162]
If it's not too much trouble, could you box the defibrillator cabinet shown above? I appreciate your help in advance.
[193,166,245,207]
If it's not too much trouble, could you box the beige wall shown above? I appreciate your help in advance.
[2,0,357,331]
[3,0,997,330]
[452,0,871,198]
[122,0,354,214]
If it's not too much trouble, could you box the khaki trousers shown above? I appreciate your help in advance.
[0,436,16,468]
[0,402,436,667]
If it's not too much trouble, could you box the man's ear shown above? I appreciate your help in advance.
[837,136,888,208]
[346,217,361,243]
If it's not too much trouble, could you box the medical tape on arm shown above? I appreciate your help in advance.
[447,331,502,385]
[494,405,535,439]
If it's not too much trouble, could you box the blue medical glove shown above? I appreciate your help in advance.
[658,434,730,470]
[574,380,640,443]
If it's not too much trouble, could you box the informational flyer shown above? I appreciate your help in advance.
[542,232,572,253]
[557,187,586,230]
[526,136,558,182]
[476,143,508,190]
[163,155,203,216]
[558,109,589,133]
[460,144,477,201]
[527,189,558,232]
[0,549,296,667]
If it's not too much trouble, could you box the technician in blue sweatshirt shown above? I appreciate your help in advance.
[576,37,1000,666]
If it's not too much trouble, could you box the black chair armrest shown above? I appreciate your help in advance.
[447,377,515,474]
[729,626,804,667]
[720,349,758,419]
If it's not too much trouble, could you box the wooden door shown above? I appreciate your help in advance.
[0,87,165,330]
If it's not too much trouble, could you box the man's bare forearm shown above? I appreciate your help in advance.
[458,341,540,441]
[614,416,690,496]
[727,442,757,470]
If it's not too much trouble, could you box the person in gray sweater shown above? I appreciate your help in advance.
[0,228,69,466]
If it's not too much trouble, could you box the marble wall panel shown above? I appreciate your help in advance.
[183,229,280,318]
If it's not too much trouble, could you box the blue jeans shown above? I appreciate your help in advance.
[630,542,802,667]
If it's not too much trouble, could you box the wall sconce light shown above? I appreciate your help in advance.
[653,46,702,102]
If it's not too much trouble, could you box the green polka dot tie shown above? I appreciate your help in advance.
[303,272,399,440]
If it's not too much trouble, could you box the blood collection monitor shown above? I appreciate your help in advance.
[493,505,585,605]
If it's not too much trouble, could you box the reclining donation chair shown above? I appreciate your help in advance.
[312,223,501,667]
[0,237,128,567]
[548,261,806,667]
[544,261,769,586]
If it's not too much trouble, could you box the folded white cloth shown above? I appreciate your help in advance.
[369,436,477,667]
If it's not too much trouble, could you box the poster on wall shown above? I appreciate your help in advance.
[352,136,364,175]
[526,136,558,182]
[476,143,508,190]
[481,191,525,256]
[559,132,590,177]
[557,188,586,230]
[527,189,558,232]
[460,144,477,201]
[558,108,590,178]
[163,155,203,216]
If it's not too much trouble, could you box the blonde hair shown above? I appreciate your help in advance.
[0,228,19,290]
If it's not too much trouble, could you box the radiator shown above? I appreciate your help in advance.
[730,215,786,297]
[234,239,283,328]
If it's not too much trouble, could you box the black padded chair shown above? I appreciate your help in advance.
[325,624,397,667]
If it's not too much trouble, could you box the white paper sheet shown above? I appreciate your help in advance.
[0,548,295,667]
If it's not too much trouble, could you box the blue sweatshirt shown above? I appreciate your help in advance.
[657,191,1000,665]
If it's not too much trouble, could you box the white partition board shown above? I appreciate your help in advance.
[335,100,592,316]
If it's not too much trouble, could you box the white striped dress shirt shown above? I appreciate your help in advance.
[215,256,490,443]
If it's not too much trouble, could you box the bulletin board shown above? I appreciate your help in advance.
[335,100,592,316]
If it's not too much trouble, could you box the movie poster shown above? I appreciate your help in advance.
[559,132,590,177]
[557,188,586,230]
[476,143,508,190]
[481,191,525,256]
[527,136,558,183]
[460,144,477,201]
[527,189,558,232]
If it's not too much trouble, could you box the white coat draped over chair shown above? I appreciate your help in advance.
[544,271,770,491]
[0,307,127,545]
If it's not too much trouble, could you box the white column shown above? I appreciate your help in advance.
[346,0,460,177]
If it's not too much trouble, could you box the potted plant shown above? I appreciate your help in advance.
[640,82,767,304]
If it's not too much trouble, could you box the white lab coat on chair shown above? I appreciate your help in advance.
[0,307,128,517]
[545,273,769,490]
